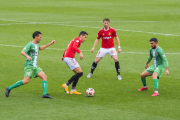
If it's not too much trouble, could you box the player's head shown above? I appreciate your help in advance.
[103,18,110,29]
[79,31,88,42]
[149,38,158,49]
[33,31,42,43]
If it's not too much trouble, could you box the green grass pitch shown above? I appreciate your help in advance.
[0,0,180,120]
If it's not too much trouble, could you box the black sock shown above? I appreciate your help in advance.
[115,61,120,75]
[66,73,80,86]
[72,72,83,89]
[90,61,97,74]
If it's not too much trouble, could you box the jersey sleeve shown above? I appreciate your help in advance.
[72,39,81,53]
[113,29,118,37]
[148,49,152,62]
[159,50,168,67]
[22,43,31,53]
[97,30,101,39]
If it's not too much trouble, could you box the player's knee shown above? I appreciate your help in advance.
[77,72,83,77]
[23,79,30,84]
[42,75,47,80]
[140,73,144,78]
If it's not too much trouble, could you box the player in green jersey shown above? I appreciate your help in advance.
[5,31,55,99]
[138,38,169,96]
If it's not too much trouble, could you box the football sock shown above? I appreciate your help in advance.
[153,79,158,92]
[72,72,83,88]
[90,61,97,74]
[141,78,147,87]
[8,80,24,90]
[115,61,120,75]
[42,81,48,95]
[66,72,83,86]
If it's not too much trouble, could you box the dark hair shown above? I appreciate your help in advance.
[32,31,42,39]
[79,31,88,36]
[103,18,110,23]
[149,38,158,43]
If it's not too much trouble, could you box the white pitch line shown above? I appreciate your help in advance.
[0,44,180,55]
[1,19,180,37]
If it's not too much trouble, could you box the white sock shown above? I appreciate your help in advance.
[71,89,75,92]
[65,84,68,87]
[143,86,147,88]
[155,91,158,93]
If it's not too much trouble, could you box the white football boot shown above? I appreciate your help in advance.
[117,75,122,80]
[87,73,92,78]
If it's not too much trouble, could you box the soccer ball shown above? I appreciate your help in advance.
[86,88,95,97]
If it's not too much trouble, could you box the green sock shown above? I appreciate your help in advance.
[42,81,48,95]
[141,78,147,86]
[153,79,158,91]
[8,80,24,90]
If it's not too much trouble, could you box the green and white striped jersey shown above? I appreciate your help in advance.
[148,46,168,67]
[22,41,40,67]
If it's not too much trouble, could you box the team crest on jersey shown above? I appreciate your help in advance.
[108,32,111,35]
[76,40,79,43]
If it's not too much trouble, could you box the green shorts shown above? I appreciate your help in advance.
[146,65,165,78]
[24,66,43,78]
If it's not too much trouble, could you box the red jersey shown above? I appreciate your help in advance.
[97,27,118,48]
[63,37,82,58]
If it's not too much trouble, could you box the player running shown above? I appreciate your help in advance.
[138,38,169,96]
[5,31,55,99]
[87,18,122,80]
[61,31,88,94]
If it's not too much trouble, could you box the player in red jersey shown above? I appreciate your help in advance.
[62,31,88,94]
[87,18,122,80]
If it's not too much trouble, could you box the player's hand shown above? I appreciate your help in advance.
[118,48,121,53]
[61,57,64,61]
[165,69,169,75]
[50,40,56,45]
[79,52,83,60]
[27,56,32,61]
[145,64,148,69]
[91,48,94,53]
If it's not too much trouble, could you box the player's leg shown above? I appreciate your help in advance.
[36,70,53,99]
[70,67,83,94]
[5,77,29,97]
[111,55,122,80]
[138,70,152,91]
[110,48,121,80]
[87,48,106,78]
[87,57,101,78]
[62,58,81,94]
[151,72,159,96]
[151,66,164,96]
[5,67,33,97]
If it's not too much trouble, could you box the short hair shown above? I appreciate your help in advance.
[103,18,110,23]
[79,31,88,36]
[149,38,158,43]
[32,31,42,39]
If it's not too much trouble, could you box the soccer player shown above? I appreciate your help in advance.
[5,31,55,99]
[61,31,88,94]
[138,38,169,96]
[87,18,122,80]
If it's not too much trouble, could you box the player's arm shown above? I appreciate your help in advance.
[21,44,32,61]
[39,40,55,50]
[145,50,152,69]
[115,36,121,53]
[91,39,99,53]
[159,51,169,75]
[21,51,32,61]
[72,40,83,60]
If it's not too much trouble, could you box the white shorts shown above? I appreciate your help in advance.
[96,47,117,58]
[64,57,80,70]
